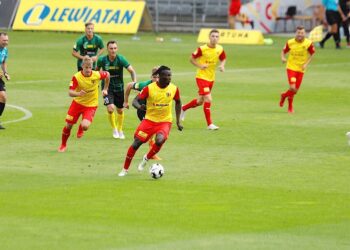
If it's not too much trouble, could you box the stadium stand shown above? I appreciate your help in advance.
[146,0,229,32]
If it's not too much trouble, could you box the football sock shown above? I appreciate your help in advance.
[124,146,137,170]
[77,124,84,134]
[147,143,162,160]
[149,137,155,148]
[61,126,71,146]
[321,32,332,44]
[288,95,294,109]
[182,99,198,111]
[116,112,124,131]
[108,112,117,129]
[203,102,212,126]
[282,90,295,98]
[0,102,5,116]
[333,32,340,44]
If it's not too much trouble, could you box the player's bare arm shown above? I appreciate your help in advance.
[190,56,208,69]
[69,89,86,97]
[132,95,146,111]
[219,59,226,72]
[1,62,9,80]
[127,65,137,83]
[71,50,85,60]
[123,82,135,109]
[302,53,315,71]
[175,99,183,131]
[92,48,105,62]
[281,50,287,63]
[102,71,110,96]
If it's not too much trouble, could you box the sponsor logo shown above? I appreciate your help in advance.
[66,114,73,121]
[23,4,136,25]
[203,87,210,93]
[23,4,50,25]
[138,130,148,139]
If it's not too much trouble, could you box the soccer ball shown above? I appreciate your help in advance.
[149,163,164,179]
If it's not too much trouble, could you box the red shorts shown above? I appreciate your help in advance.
[229,0,241,16]
[196,78,214,96]
[65,100,97,124]
[287,69,304,89]
[134,119,172,143]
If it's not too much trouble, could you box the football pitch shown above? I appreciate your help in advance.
[0,31,349,249]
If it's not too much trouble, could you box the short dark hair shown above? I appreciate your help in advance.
[85,22,94,27]
[209,29,219,35]
[107,40,117,47]
[296,26,305,31]
[0,32,8,36]
[154,65,171,76]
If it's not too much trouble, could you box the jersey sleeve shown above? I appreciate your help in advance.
[73,37,82,52]
[134,80,152,91]
[219,50,226,61]
[3,49,8,61]
[138,86,149,100]
[119,55,130,68]
[282,42,290,54]
[99,71,108,80]
[192,47,202,59]
[308,43,315,55]
[98,36,104,49]
[69,76,79,90]
[173,87,180,101]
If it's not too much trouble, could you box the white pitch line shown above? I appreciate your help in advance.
[2,104,33,124]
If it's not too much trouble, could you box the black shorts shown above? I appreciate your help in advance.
[326,10,341,25]
[104,91,124,109]
[0,78,6,91]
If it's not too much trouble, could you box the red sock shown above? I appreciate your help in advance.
[203,102,212,126]
[282,90,294,98]
[146,143,163,160]
[78,124,84,133]
[182,99,198,111]
[288,94,295,106]
[123,146,137,170]
[61,126,71,146]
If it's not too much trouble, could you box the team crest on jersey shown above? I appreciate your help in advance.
[166,92,171,97]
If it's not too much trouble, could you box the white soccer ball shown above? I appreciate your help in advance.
[149,163,164,179]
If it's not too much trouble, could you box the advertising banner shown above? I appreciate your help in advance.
[239,0,321,33]
[13,0,145,34]
[197,28,264,45]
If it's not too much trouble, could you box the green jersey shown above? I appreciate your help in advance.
[133,79,153,106]
[73,34,104,69]
[133,80,152,91]
[97,54,130,92]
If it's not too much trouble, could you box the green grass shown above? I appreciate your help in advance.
[0,31,349,249]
